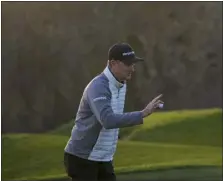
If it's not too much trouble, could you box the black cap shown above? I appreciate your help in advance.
[108,42,144,65]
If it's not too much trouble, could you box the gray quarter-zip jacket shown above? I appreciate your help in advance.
[64,66,143,162]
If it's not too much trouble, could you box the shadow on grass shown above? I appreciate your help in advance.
[17,165,221,181]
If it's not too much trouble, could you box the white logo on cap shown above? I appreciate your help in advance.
[122,51,135,56]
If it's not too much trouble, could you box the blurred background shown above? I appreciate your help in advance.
[2,1,222,133]
[1,2,222,181]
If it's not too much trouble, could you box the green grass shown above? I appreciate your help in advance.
[2,108,222,180]
[117,166,223,181]
[114,141,222,171]
[2,134,67,180]
[50,120,74,136]
[119,108,222,146]
[2,134,222,180]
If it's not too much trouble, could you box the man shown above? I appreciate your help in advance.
[64,42,163,181]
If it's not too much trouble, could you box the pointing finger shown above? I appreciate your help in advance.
[151,94,163,103]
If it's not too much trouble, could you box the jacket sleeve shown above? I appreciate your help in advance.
[87,81,143,129]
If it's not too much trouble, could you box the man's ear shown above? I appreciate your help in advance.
[109,60,116,67]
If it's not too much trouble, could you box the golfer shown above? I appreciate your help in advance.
[64,42,163,181]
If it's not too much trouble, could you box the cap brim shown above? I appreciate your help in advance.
[134,56,144,62]
[121,56,144,65]
[129,56,144,64]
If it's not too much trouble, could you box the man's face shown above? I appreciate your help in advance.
[111,60,136,81]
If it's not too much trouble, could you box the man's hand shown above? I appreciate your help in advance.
[141,94,164,118]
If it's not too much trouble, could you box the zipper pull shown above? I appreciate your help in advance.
[117,89,120,98]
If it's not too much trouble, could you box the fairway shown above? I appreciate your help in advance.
[2,108,222,181]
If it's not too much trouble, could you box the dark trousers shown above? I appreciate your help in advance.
[64,152,116,181]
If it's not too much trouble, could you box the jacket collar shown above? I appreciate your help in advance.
[103,66,124,89]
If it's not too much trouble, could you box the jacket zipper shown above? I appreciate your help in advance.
[117,88,120,98]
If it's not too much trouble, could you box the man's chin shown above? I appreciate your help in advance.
[126,74,132,80]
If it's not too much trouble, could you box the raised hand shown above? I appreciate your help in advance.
[141,94,164,118]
